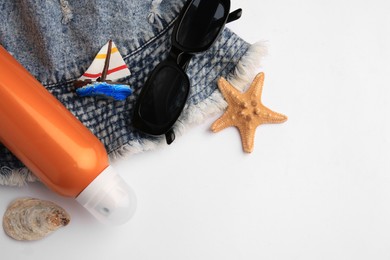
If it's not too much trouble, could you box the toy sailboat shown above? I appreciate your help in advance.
[74,40,133,101]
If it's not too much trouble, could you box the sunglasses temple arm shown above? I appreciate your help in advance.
[165,129,175,145]
[226,8,242,24]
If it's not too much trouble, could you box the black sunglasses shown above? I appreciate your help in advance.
[133,0,242,144]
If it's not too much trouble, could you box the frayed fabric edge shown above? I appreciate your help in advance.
[226,41,268,92]
[0,41,267,186]
[148,0,164,29]
[0,166,38,187]
[59,0,73,25]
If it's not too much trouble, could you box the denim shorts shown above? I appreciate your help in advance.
[0,0,263,186]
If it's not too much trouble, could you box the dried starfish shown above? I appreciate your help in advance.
[211,72,287,153]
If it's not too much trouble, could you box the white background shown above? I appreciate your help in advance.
[1,0,390,259]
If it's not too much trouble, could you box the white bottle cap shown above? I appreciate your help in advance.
[76,165,137,225]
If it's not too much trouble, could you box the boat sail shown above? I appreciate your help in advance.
[74,40,133,101]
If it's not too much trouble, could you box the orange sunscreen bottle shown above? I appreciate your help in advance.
[0,45,136,225]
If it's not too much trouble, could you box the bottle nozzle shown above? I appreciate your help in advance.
[76,166,137,225]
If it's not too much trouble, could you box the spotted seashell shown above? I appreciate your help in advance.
[2,197,70,241]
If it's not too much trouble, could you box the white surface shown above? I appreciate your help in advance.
[1,0,390,259]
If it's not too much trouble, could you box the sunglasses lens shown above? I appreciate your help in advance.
[137,65,189,133]
[177,0,226,50]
